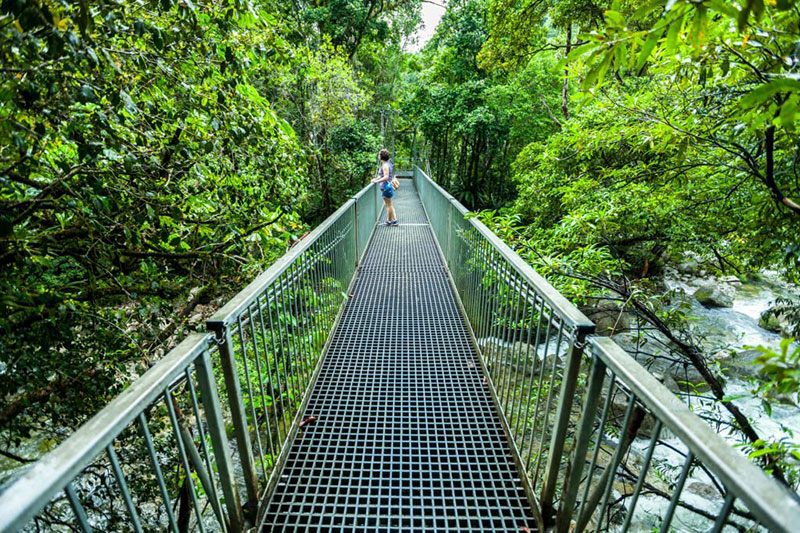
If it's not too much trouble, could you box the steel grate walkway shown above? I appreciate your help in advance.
[260,184,536,532]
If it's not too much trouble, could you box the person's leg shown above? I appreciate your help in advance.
[383,198,394,220]
[383,198,393,224]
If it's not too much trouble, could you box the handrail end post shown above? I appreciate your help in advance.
[554,343,606,533]
[195,346,246,532]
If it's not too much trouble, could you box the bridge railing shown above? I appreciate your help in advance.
[413,166,800,533]
[205,181,380,518]
[0,182,381,532]
[0,333,243,532]
[562,337,800,533]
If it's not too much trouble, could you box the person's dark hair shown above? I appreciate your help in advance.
[378,149,391,161]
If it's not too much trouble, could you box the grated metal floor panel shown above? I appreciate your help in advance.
[260,183,536,532]
[378,179,429,224]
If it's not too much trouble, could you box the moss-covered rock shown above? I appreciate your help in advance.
[693,282,735,307]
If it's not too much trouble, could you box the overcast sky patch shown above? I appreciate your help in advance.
[407,1,446,52]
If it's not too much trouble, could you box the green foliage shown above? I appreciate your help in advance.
[404,0,563,208]
[508,91,797,281]
[327,120,381,203]
[760,297,800,338]
[295,0,421,59]
[735,338,800,485]
[0,0,313,439]
[476,0,800,293]
[479,0,610,72]
[0,0,421,451]
[750,338,800,408]
[266,40,378,217]
[564,0,800,220]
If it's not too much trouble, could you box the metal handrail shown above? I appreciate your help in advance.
[208,192,360,329]
[414,167,594,331]
[413,164,800,532]
[0,180,382,532]
[583,337,800,533]
[9,167,797,532]
[0,333,242,532]
[414,165,593,528]
[207,181,379,330]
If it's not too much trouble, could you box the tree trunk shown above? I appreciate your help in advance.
[562,23,572,121]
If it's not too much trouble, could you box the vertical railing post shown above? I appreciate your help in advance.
[446,199,453,267]
[353,200,359,268]
[207,322,260,521]
[194,345,245,531]
[448,197,461,283]
[555,349,606,532]
[376,181,381,223]
[351,196,359,267]
[412,127,418,169]
[540,324,594,525]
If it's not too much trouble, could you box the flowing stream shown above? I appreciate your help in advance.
[617,272,800,531]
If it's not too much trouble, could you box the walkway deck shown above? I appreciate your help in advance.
[260,185,535,531]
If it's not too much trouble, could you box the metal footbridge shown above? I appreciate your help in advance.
[2,168,799,532]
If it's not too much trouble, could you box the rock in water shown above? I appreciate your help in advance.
[676,250,703,275]
[583,300,632,336]
[759,305,797,337]
[694,282,735,307]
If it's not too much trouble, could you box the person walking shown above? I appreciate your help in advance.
[371,149,398,226]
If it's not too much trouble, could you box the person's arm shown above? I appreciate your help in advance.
[371,163,391,183]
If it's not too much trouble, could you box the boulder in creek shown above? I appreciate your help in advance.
[712,349,762,379]
[676,250,704,275]
[582,299,632,336]
[687,481,722,500]
[759,304,798,337]
[693,282,736,308]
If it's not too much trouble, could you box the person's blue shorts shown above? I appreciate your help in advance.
[382,185,395,199]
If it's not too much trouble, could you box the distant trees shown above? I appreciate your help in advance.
[403,0,564,208]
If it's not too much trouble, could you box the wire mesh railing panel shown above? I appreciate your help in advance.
[0,334,242,533]
[557,338,800,533]
[455,214,574,487]
[354,183,380,259]
[419,175,454,258]
[206,182,378,516]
